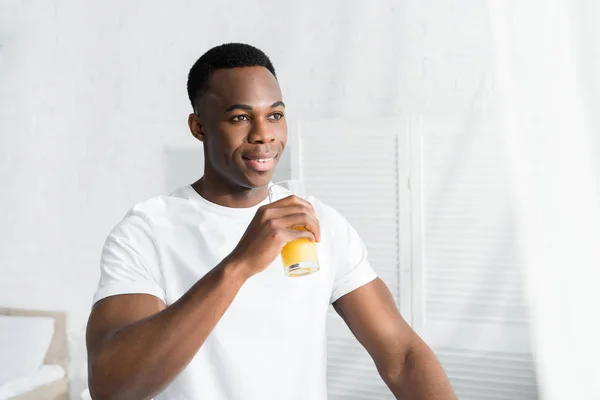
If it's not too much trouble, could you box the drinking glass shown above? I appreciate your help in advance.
[268,180,320,277]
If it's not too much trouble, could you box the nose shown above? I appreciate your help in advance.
[248,120,275,144]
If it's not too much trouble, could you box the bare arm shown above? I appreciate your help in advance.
[333,278,457,400]
[87,195,320,400]
[86,258,247,400]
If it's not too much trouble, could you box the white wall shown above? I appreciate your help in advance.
[573,0,600,182]
[0,0,509,397]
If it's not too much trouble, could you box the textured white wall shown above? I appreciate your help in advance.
[0,0,498,397]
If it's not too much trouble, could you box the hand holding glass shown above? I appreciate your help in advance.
[268,180,320,277]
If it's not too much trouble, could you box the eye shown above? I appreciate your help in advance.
[268,112,285,121]
[230,114,250,122]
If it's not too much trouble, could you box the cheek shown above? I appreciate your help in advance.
[277,121,288,148]
[211,125,246,156]
[220,136,245,163]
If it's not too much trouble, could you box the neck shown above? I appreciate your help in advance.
[192,175,269,209]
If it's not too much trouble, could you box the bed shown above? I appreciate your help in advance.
[0,308,69,400]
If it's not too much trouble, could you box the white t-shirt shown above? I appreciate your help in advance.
[93,185,377,400]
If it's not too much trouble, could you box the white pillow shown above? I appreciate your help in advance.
[0,364,65,399]
[0,316,55,385]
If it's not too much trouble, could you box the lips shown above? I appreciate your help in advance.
[242,153,278,172]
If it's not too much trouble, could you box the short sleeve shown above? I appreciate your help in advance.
[330,215,378,304]
[93,211,166,305]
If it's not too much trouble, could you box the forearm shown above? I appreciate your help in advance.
[89,257,248,400]
[385,340,457,400]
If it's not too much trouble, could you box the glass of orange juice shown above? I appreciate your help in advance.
[268,180,319,277]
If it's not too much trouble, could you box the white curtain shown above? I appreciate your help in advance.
[488,1,600,399]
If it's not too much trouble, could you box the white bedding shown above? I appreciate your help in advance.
[0,364,65,400]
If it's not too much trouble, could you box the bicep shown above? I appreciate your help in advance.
[333,278,419,365]
[86,294,166,356]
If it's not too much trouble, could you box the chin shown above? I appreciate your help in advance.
[242,172,274,189]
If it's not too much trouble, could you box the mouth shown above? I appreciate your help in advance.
[242,153,279,172]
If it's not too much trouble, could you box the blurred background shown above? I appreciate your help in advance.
[0,1,598,399]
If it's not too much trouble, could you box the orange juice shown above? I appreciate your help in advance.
[280,227,319,277]
[281,238,318,268]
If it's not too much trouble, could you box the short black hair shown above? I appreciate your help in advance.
[187,43,277,111]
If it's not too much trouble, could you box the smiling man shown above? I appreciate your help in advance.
[86,43,457,400]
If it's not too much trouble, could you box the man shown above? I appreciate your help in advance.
[86,43,457,400]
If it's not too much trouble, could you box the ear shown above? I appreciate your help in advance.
[188,113,205,142]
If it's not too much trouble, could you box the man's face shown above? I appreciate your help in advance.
[190,66,287,190]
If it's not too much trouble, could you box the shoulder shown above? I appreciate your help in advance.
[115,186,194,232]
[307,196,351,231]
[307,196,367,249]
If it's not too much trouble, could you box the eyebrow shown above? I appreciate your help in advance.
[224,101,286,113]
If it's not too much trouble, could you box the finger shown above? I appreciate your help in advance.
[277,213,321,242]
[265,196,295,210]
[262,204,317,223]
[269,195,314,213]
[286,227,317,243]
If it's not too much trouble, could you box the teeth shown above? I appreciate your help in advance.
[256,158,272,163]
